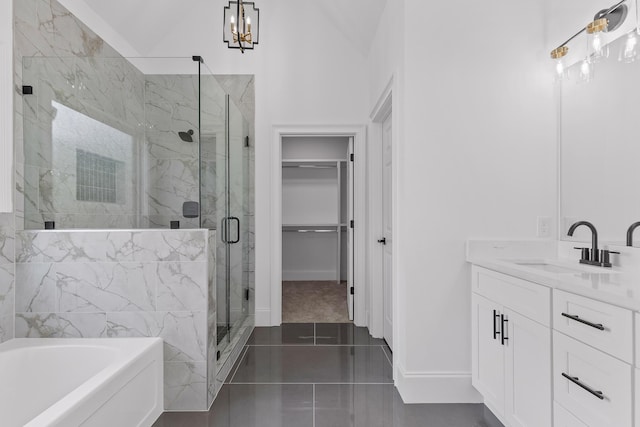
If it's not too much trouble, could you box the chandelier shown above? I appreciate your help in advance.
[223,0,260,53]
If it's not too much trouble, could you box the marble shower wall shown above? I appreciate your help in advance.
[0,213,15,343]
[14,229,217,411]
[145,75,200,230]
[14,0,146,230]
[21,57,145,229]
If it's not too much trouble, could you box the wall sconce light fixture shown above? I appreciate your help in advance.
[550,0,629,78]
[223,0,259,53]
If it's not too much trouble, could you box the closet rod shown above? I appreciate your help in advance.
[283,229,337,233]
[282,165,337,169]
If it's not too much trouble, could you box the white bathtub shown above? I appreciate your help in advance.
[0,338,163,427]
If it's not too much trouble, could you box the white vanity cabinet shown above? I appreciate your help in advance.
[552,290,634,427]
[471,266,552,427]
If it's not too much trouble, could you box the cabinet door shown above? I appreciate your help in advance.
[472,293,504,415]
[504,309,552,427]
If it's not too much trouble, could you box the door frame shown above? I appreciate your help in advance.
[367,78,396,341]
[270,124,367,326]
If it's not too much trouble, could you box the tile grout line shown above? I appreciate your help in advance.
[381,345,393,367]
[314,323,316,345]
[312,383,316,427]
[229,382,394,385]
[245,344,384,347]
[228,345,249,384]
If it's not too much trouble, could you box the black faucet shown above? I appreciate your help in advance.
[627,222,640,247]
[567,221,600,265]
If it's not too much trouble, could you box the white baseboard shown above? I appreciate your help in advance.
[255,308,272,326]
[395,366,483,403]
[282,270,346,281]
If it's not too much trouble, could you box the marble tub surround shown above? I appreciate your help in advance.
[0,213,15,343]
[466,240,640,311]
[14,229,220,411]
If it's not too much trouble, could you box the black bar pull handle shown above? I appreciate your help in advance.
[561,312,605,331]
[561,373,605,400]
[228,216,240,244]
[500,314,509,345]
[493,310,500,340]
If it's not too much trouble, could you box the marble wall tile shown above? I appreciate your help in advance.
[0,265,15,319]
[55,262,156,313]
[15,263,55,312]
[131,230,206,262]
[0,214,15,265]
[0,314,14,343]
[147,215,200,230]
[164,361,207,411]
[106,311,206,362]
[156,262,207,312]
[16,230,134,263]
[15,312,107,338]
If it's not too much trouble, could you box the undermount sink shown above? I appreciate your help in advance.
[512,262,585,274]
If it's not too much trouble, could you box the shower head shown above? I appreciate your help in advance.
[178,129,195,142]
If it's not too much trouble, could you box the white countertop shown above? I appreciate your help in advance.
[467,240,640,312]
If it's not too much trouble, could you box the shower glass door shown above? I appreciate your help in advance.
[205,91,249,356]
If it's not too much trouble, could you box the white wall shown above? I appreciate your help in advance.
[366,0,557,402]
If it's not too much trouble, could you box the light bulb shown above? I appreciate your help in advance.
[550,46,569,81]
[620,31,639,63]
[230,15,236,33]
[578,59,593,83]
[554,59,567,82]
[590,33,609,61]
[247,16,251,33]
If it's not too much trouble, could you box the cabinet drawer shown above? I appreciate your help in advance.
[554,290,633,363]
[554,402,588,427]
[472,266,550,326]
[553,332,632,427]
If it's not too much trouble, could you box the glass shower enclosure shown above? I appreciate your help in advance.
[20,55,252,368]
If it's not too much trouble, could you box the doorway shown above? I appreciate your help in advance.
[280,136,354,323]
[269,126,366,327]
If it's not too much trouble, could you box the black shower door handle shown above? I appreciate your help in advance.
[228,217,240,244]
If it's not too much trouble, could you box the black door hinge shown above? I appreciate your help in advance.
[350,153,354,162]
[350,287,354,295]
[216,350,221,360]
[350,220,354,229]
[245,288,250,301]
[245,136,250,147]
[22,86,33,95]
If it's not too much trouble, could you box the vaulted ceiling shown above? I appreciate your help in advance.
[59,0,388,58]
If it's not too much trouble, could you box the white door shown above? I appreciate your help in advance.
[382,113,393,349]
[347,137,354,320]
[471,293,505,416]
[504,309,552,427]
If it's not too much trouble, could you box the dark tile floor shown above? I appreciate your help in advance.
[153,323,503,427]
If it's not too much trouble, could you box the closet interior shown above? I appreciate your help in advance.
[281,136,354,322]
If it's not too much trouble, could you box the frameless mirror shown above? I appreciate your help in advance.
[560,28,640,246]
